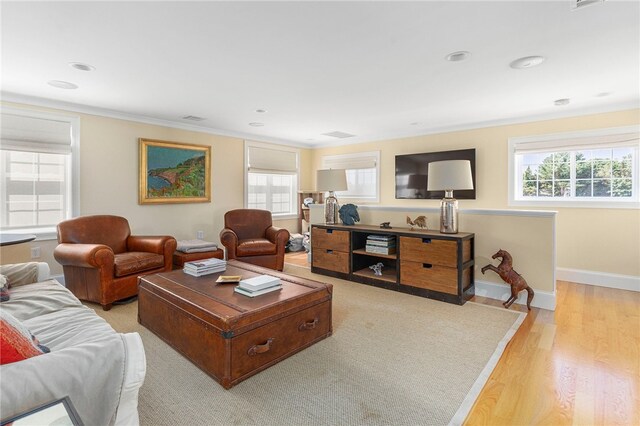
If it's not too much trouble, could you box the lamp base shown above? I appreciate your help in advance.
[439,192,458,234]
[324,192,339,224]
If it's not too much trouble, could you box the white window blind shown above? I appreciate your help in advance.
[1,112,73,154]
[1,108,78,236]
[512,132,638,155]
[247,145,297,173]
[322,153,377,170]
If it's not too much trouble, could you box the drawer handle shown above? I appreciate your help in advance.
[327,229,333,234]
[298,318,319,331]
[247,338,274,356]
[422,263,432,269]
[422,238,432,244]
[326,249,333,254]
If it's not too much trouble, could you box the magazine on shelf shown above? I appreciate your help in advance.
[237,275,281,291]
[365,239,396,247]
[366,234,394,241]
[365,245,397,255]
[234,285,282,297]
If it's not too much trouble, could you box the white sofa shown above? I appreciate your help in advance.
[0,262,146,425]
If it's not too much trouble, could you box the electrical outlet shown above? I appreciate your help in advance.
[196,230,204,240]
[30,247,41,259]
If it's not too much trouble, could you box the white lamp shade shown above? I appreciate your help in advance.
[427,160,474,191]
[317,169,348,191]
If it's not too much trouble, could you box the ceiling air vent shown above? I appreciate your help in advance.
[181,115,206,121]
[571,0,604,10]
[322,131,356,139]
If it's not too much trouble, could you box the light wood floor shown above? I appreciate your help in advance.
[284,253,640,425]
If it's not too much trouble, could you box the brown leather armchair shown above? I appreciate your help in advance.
[219,209,290,271]
[54,215,177,310]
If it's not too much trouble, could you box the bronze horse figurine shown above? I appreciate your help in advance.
[481,249,534,310]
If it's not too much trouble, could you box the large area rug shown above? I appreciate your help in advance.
[93,264,525,425]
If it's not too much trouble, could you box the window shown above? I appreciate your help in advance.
[322,151,380,202]
[0,108,79,237]
[509,126,639,208]
[245,141,299,217]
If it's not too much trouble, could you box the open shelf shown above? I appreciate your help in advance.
[352,248,397,260]
[353,267,397,283]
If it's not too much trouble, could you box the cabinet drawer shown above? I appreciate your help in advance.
[312,227,350,252]
[230,301,331,380]
[313,248,349,274]
[399,236,458,267]
[400,260,465,295]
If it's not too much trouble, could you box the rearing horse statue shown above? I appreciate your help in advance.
[481,249,534,310]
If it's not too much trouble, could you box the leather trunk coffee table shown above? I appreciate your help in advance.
[138,259,333,389]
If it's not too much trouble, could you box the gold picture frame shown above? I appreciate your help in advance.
[139,138,211,204]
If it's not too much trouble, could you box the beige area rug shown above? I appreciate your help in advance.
[92,265,525,426]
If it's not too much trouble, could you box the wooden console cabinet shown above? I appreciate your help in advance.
[311,224,474,305]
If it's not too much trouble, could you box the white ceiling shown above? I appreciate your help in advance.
[1,1,639,147]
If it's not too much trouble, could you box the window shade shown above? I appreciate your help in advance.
[322,153,378,170]
[247,145,297,173]
[1,112,73,154]
[513,132,639,154]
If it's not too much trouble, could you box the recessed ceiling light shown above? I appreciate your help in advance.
[445,51,471,62]
[410,122,420,126]
[595,92,612,97]
[69,62,95,71]
[249,122,264,127]
[554,98,570,106]
[255,109,267,113]
[47,80,78,89]
[510,56,546,69]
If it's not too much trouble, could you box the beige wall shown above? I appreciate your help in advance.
[2,102,638,280]
[311,109,640,277]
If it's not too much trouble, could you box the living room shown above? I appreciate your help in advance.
[1,1,639,425]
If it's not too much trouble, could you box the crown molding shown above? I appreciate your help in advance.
[3,91,637,150]
[0,92,310,149]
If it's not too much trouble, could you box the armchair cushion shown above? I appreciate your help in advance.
[114,252,165,277]
[237,239,277,257]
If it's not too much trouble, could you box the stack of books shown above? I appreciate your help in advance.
[234,275,282,297]
[365,234,396,255]
[183,258,226,277]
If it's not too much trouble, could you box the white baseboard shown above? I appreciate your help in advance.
[474,279,556,311]
[556,268,639,292]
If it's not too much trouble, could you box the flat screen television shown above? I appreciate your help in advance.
[395,148,476,199]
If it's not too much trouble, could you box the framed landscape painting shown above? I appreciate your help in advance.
[139,138,211,204]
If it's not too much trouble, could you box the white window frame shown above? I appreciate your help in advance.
[244,140,299,219]
[508,125,640,209]
[0,107,80,239]
[321,151,380,203]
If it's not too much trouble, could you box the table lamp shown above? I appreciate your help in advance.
[317,169,348,224]
[427,160,474,234]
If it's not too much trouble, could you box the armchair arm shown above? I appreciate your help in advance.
[265,226,290,247]
[53,243,114,269]
[127,235,177,255]
[219,228,238,259]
